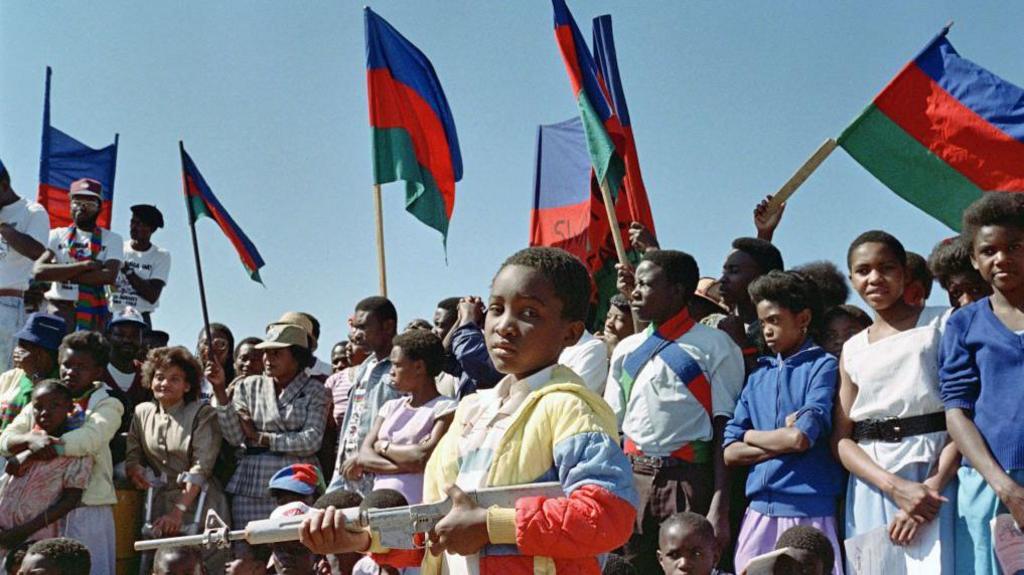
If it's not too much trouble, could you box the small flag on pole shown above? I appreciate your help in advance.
[839,27,1024,230]
[37,67,119,230]
[179,144,265,283]
[365,7,462,245]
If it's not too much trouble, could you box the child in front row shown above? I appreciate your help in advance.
[299,247,638,575]
[941,192,1024,574]
[723,270,844,574]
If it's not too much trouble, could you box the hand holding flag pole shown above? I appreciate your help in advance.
[764,138,838,215]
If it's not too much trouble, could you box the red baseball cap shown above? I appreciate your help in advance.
[69,178,102,199]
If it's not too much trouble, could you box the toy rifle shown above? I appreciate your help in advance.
[134,481,563,552]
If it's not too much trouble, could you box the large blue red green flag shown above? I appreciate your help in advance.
[551,0,626,197]
[37,67,119,230]
[179,143,265,283]
[364,7,462,245]
[592,15,655,236]
[839,27,1024,230]
[530,117,593,263]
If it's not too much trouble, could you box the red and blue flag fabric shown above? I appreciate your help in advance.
[365,7,462,245]
[592,14,655,236]
[180,143,265,283]
[530,117,593,264]
[840,27,1024,229]
[37,67,118,230]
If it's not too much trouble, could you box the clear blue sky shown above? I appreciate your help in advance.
[3,1,1023,354]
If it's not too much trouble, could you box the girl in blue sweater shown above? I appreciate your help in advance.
[724,270,844,574]
[941,192,1024,574]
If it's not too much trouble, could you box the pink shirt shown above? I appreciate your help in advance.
[324,367,359,427]
[372,395,456,504]
[0,455,92,542]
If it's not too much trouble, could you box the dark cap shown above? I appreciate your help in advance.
[69,178,103,199]
[15,313,67,352]
[130,204,164,229]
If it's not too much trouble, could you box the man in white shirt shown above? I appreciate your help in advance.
[109,204,170,326]
[559,329,609,394]
[34,178,123,332]
[0,160,49,370]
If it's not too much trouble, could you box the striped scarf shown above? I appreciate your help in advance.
[66,225,108,331]
[66,385,97,431]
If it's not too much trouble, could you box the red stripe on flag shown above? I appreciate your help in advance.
[367,68,456,217]
[529,199,592,262]
[186,176,260,272]
[554,25,584,96]
[876,63,1024,191]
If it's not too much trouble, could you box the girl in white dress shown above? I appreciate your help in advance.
[832,231,958,573]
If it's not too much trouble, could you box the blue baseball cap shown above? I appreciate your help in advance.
[267,464,325,496]
[15,313,67,352]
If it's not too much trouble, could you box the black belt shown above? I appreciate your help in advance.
[629,454,689,475]
[244,446,270,456]
[852,412,946,443]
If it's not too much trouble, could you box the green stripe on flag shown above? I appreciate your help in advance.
[372,127,450,239]
[839,105,983,231]
[577,94,617,187]
[188,196,211,224]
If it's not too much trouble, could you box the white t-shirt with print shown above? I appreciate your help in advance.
[0,199,50,290]
[109,242,171,314]
[44,227,124,302]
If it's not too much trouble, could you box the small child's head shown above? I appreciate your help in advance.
[604,294,635,340]
[389,329,444,395]
[847,230,908,312]
[792,260,849,310]
[821,304,872,357]
[58,331,110,397]
[486,247,588,379]
[633,250,700,324]
[360,488,408,511]
[774,525,834,575]
[719,237,784,311]
[657,511,719,575]
[31,379,74,436]
[153,546,206,575]
[268,464,325,506]
[19,538,91,575]
[748,271,821,357]
[962,192,1024,297]
[928,236,992,308]
[903,251,934,307]
[314,489,363,574]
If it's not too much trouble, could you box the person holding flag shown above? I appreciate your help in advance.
[0,158,49,371]
[33,179,122,333]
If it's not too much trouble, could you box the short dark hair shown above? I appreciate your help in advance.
[498,247,591,322]
[25,538,91,575]
[356,296,398,325]
[392,329,445,378]
[235,336,262,355]
[405,318,432,331]
[142,346,204,403]
[153,546,203,575]
[748,270,823,336]
[775,525,835,571]
[822,304,873,331]
[60,331,111,368]
[32,379,73,403]
[602,554,637,575]
[905,251,934,299]
[314,489,363,510]
[609,294,630,313]
[437,297,460,314]
[731,237,784,275]
[928,236,977,289]
[792,260,849,310]
[641,249,700,298]
[962,191,1024,244]
[658,511,715,548]
[847,230,907,268]
[360,488,408,511]
[4,540,32,574]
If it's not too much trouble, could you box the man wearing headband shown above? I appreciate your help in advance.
[0,158,50,371]
[33,178,123,332]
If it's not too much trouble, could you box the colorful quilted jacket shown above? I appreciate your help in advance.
[374,365,638,574]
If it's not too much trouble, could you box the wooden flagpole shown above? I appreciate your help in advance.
[598,179,629,266]
[765,138,838,214]
[180,141,214,355]
[373,184,388,297]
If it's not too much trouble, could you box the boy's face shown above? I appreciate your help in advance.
[485,265,583,380]
[822,315,863,357]
[388,346,424,394]
[848,242,906,311]
[972,225,1024,295]
[657,522,718,575]
[604,305,634,339]
[944,272,992,309]
[330,343,349,373]
[59,348,104,396]
[756,300,809,357]
[33,389,72,435]
[632,261,686,324]
[718,250,761,309]
[17,553,59,575]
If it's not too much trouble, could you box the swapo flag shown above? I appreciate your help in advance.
[180,144,265,283]
[37,67,118,229]
[593,14,655,235]
[840,27,1024,230]
[365,7,462,245]
[530,117,593,264]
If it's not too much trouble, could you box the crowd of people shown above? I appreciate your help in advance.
[0,158,1019,575]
